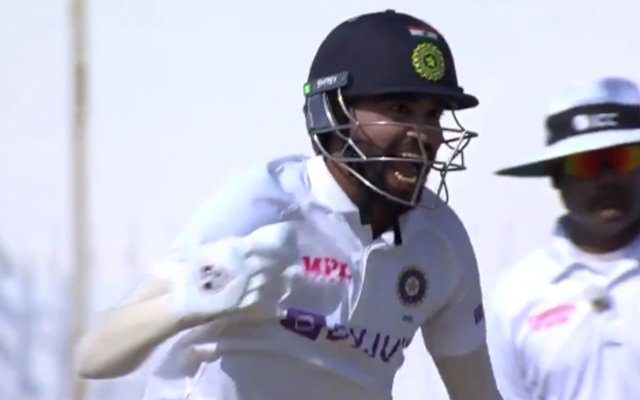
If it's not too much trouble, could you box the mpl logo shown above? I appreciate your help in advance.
[302,256,352,283]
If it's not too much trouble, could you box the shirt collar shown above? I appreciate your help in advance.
[306,155,359,215]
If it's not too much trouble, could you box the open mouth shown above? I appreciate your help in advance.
[597,208,624,220]
[391,152,423,185]
[588,192,630,221]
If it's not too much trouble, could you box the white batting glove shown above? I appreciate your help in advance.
[169,222,300,325]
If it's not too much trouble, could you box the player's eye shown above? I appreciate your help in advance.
[388,102,412,116]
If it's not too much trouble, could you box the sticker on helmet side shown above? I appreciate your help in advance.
[303,71,349,97]
[411,42,445,82]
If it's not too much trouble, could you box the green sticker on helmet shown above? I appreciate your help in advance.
[303,83,312,96]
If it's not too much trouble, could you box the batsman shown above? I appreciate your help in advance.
[76,10,501,400]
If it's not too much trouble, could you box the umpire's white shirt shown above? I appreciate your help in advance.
[143,155,485,400]
[487,222,640,400]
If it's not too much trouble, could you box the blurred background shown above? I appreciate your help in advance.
[1,0,639,399]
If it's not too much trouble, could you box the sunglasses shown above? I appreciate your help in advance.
[563,145,640,179]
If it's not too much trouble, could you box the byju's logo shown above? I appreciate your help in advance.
[279,308,412,363]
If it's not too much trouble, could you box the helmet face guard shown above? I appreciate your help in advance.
[304,72,478,208]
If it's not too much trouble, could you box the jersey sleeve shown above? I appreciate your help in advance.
[151,165,297,281]
[420,213,487,358]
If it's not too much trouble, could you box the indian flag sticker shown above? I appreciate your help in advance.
[408,26,438,40]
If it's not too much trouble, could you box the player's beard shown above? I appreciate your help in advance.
[354,159,422,217]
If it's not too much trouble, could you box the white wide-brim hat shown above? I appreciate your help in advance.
[496,76,640,177]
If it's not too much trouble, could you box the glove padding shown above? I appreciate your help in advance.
[170,222,300,325]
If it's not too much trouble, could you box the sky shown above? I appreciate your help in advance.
[1,0,639,399]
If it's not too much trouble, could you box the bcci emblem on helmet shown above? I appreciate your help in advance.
[411,42,445,82]
[397,266,428,307]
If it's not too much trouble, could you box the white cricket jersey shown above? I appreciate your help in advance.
[144,154,485,400]
[487,222,640,400]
